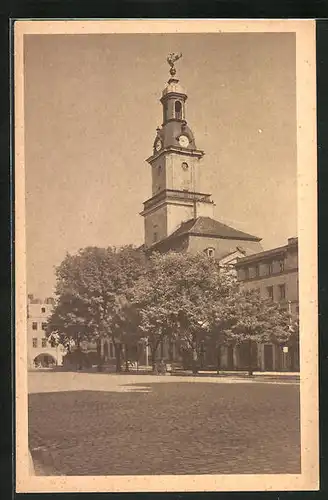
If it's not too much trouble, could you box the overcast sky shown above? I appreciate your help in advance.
[24,32,297,298]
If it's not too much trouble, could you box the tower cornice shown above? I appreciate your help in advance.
[160,91,188,103]
[140,189,213,216]
[146,146,205,164]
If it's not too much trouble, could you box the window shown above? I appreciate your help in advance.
[255,265,260,277]
[244,267,249,280]
[267,286,274,300]
[32,322,38,330]
[42,338,47,348]
[109,343,114,358]
[205,247,215,257]
[41,307,46,313]
[279,260,285,272]
[153,232,158,243]
[267,262,273,275]
[32,338,38,348]
[175,101,182,119]
[42,322,47,330]
[278,284,286,300]
[181,162,189,171]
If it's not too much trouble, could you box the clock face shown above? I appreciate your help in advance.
[155,139,162,152]
[178,135,189,148]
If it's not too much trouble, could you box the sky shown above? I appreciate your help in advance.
[24,32,297,299]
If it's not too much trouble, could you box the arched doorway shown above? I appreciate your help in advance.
[33,353,57,368]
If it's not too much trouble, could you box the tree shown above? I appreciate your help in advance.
[172,254,236,374]
[128,251,236,373]
[47,245,146,371]
[127,252,181,371]
[211,288,293,375]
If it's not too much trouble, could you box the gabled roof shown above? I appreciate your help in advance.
[148,216,261,251]
[169,216,260,241]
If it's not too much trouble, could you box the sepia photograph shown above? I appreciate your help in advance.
[14,20,318,493]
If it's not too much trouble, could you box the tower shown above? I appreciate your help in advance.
[141,54,262,260]
[140,53,214,249]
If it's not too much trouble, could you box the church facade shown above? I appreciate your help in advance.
[140,58,263,265]
[135,57,271,371]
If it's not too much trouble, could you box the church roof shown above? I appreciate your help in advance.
[171,216,261,241]
[148,216,261,251]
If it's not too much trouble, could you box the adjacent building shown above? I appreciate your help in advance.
[27,294,65,368]
[234,237,299,371]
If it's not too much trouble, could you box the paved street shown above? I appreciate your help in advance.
[28,371,300,476]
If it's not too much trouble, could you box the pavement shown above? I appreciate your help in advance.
[28,371,300,476]
[28,369,299,396]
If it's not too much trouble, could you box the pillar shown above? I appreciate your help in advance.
[233,346,239,370]
[259,344,265,371]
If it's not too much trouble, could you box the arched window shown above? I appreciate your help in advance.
[175,101,182,120]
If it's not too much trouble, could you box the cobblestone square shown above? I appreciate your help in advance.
[28,372,300,476]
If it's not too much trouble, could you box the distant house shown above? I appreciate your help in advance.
[27,294,65,368]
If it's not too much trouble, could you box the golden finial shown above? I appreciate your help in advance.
[166,52,182,77]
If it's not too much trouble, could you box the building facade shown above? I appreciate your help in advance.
[233,237,299,371]
[27,294,65,368]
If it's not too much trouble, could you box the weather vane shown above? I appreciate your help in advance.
[167,52,182,77]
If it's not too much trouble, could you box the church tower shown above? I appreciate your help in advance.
[141,53,262,260]
[140,53,215,249]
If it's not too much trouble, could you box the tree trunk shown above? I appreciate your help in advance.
[151,348,157,372]
[75,336,82,371]
[216,344,221,374]
[168,340,173,362]
[114,343,122,373]
[96,338,103,371]
[248,338,253,376]
[192,340,198,375]
[124,344,130,372]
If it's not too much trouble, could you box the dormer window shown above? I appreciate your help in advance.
[205,247,215,258]
[175,101,182,120]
